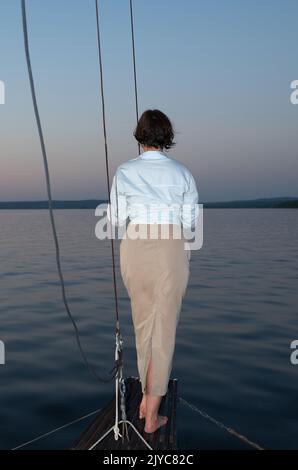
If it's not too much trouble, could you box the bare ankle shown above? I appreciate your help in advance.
[146,412,157,421]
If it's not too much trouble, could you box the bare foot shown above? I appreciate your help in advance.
[139,394,147,419]
[144,415,168,433]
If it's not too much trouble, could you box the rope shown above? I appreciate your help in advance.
[113,333,123,441]
[129,0,140,155]
[21,0,116,384]
[12,407,102,450]
[178,396,265,450]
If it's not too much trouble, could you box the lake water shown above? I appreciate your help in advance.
[0,209,297,450]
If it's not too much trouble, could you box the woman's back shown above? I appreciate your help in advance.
[111,149,198,227]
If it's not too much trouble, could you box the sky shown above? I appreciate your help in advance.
[0,0,297,202]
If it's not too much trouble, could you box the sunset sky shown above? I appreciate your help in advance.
[0,0,297,202]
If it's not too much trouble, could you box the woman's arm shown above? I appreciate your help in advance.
[181,172,199,230]
[107,169,128,227]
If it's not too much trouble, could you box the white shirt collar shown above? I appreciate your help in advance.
[139,150,168,160]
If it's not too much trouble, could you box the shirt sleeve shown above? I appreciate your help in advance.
[181,172,199,230]
[107,169,127,227]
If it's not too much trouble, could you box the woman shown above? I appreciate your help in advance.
[109,109,199,434]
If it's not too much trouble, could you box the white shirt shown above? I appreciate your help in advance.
[108,150,199,229]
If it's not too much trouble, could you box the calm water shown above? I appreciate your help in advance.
[0,209,297,450]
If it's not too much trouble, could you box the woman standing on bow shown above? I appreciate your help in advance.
[109,109,199,433]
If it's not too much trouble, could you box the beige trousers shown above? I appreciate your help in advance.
[120,223,190,396]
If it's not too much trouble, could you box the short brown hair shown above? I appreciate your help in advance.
[134,109,175,150]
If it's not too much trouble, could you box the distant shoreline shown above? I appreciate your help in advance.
[0,197,297,209]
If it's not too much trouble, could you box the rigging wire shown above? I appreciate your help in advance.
[12,407,102,450]
[129,0,141,155]
[21,0,116,384]
[178,397,265,450]
[94,0,121,333]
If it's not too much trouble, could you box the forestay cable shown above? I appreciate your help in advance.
[129,0,140,155]
[94,0,121,333]
[12,407,102,450]
[178,397,265,450]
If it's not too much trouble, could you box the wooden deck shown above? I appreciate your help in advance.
[73,376,177,450]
